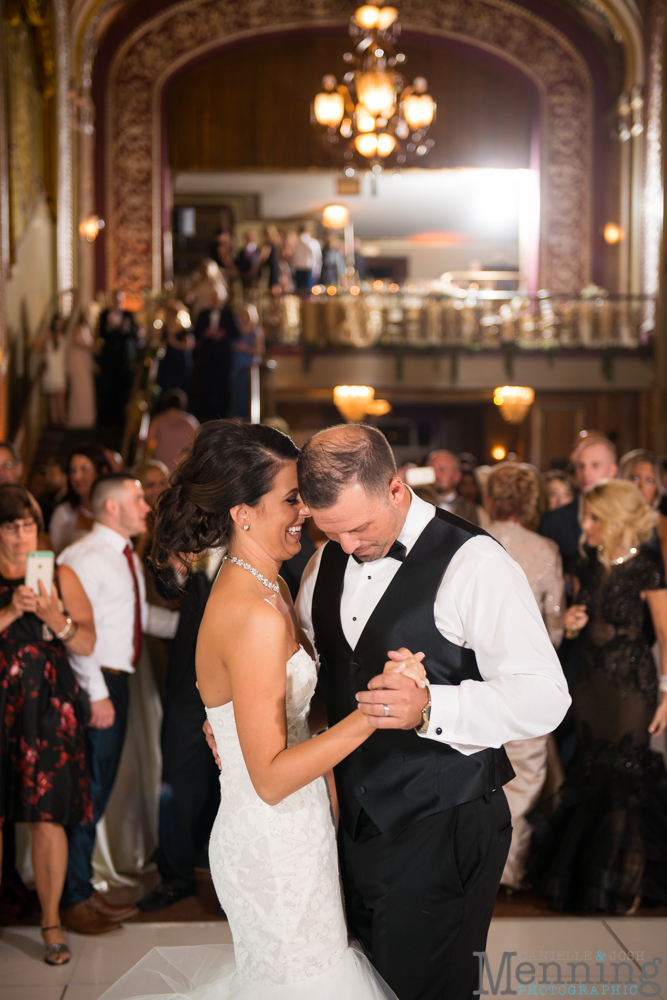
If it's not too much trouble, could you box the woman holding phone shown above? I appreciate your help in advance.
[0,486,95,965]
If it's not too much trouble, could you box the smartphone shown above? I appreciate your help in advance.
[25,551,55,596]
[405,466,436,487]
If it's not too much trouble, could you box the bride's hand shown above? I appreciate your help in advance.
[203,719,221,770]
[383,647,427,688]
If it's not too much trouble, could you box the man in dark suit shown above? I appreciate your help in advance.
[138,553,223,911]
[427,449,484,525]
[96,290,139,427]
[192,292,239,423]
[540,437,618,570]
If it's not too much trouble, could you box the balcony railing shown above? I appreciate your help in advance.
[262,288,656,352]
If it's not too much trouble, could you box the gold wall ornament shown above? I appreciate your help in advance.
[333,385,391,422]
[493,386,535,424]
[103,0,593,301]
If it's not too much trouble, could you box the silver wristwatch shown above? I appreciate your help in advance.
[415,686,432,735]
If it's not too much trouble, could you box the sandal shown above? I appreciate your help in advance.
[42,923,71,966]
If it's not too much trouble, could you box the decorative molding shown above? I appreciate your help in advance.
[55,0,73,310]
[642,0,663,299]
[105,0,593,299]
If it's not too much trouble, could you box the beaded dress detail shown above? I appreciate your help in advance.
[531,546,667,911]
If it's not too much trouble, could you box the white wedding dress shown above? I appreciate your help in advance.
[99,646,394,1000]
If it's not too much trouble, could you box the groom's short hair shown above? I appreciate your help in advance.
[298,424,397,508]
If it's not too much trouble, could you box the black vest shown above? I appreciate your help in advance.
[312,507,514,841]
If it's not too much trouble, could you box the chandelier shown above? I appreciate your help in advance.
[493,386,535,424]
[312,5,436,171]
[334,385,392,422]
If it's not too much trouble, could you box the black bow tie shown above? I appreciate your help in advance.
[352,539,407,564]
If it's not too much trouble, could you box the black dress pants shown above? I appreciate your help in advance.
[338,788,511,1000]
[156,695,220,890]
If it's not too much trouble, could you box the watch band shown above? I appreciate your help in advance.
[415,686,432,735]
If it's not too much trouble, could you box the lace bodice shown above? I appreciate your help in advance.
[206,646,317,775]
[205,646,349,988]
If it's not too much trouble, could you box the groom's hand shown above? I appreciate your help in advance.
[203,719,221,770]
[355,672,428,729]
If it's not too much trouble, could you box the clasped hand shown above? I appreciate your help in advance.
[355,647,430,730]
[202,646,430,769]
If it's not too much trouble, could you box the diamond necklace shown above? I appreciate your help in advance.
[222,555,280,593]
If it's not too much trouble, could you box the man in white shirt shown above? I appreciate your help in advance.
[296,424,570,1000]
[291,226,322,292]
[57,473,179,934]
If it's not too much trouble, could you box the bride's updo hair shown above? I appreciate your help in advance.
[152,419,299,565]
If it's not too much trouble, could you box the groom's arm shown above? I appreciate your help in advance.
[357,537,570,752]
[294,545,325,635]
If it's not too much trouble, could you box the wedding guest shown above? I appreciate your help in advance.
[234,230,260,291]
[291,226,322,292]
[320,236,344,288]
[0,486,95,964]
[30,316,68,426]
[68,313,97,430]
[96,291,138,427]
[230,305,263,421]
[156,303,194,399]
[545,470,576,511]
[147,390,199,471]
[192,291,239,422]
[426,449,483,525]
[531,480,667,912]
[57,473,179,934]
[485,462,564,891]
[619,449,667,569]
[49,443,112,555]
[138,550,223,911]
[541,437,618,571]
[0,441,23,486]
[458,469,482,506]
[133,459,169,511]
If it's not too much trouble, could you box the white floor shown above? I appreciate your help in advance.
[0,917,664,999]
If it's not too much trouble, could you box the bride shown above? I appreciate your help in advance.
[99,421,425,1000]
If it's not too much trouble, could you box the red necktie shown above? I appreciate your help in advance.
[123,544,143,667]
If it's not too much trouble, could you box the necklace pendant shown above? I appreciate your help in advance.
[224,555,280,593]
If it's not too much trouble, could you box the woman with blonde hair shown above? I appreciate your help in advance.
[485,462,565,891]
[531,479,667,912]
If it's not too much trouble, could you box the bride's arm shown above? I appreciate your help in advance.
[201,599,374,806]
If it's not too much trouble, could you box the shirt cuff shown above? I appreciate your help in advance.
[146,604,180,639]
[69,659,109,702]
[416,684,490,756]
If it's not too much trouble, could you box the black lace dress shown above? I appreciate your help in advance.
[0,573,92,825]
[531,546,667,912]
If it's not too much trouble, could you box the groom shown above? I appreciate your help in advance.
[295,424,570,1000]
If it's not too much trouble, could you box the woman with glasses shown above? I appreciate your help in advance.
[49,442,112,555]
[0,486,95,965]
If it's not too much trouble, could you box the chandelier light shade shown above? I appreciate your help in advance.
[493,386,535,424]
[313,91,345,127]
[355,133,379,157]
[333,385,391,422]
[376,133,396,156]
[403,93,436,129]
[355,5,382,28]
[322,204,350,229]
[311,4,436,168]
[356,70,396,116]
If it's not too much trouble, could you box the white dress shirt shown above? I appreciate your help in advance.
[58,522,179,702]
[297,490,571,754]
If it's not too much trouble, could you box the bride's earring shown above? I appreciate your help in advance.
[243,524,250,531]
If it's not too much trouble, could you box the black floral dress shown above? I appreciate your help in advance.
[0,573,92,825]
[531,546,667,911]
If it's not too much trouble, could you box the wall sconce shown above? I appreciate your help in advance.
[333,385,391,422]
[603,223,623,244]
[79,215,105,241]
[493,386,534,424]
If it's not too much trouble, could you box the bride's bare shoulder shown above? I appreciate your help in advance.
[202,576,287,647]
